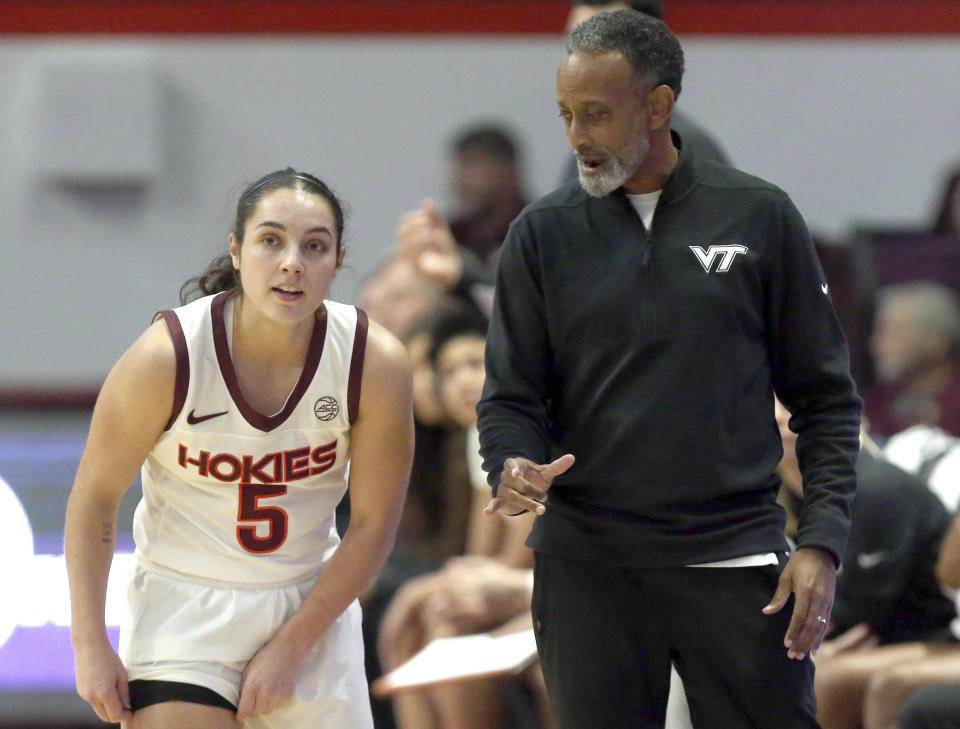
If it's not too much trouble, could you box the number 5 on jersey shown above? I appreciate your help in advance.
[237,483,288,553]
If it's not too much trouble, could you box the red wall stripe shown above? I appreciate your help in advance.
[1,1,959,36]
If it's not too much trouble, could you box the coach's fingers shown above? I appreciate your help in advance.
[761,572,791,616]
[540,453,575,480]
[503,460,549,499]
[484,489,543,516]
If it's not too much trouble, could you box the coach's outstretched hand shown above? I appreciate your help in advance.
[485,454,576,517]
[762,546,837,661]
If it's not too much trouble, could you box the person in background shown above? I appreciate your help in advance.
[396,124,528,317]
[863,281,960,440]
[478,10,861,728]
[897,682,960,729]
[379,304,540,729]
[931,164,960,237]
[775,399,955,651]
[810,508,960,729]
[357,255,446,342]
[65,168,413,728]
[361,310,472,729]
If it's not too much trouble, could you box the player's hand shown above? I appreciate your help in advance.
[484,454,575,516]
[396,199,463,289]
[236,639,303,721]
[762,546,836,660]
[73,640,133,723]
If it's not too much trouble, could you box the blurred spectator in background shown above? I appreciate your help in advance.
[898,681,960,729]
[447,125,528,267]
[863,281,960,440]
[776,399,955,651]
[358,256,446,341]
[360,307,474,729]
[561,0,730,185]
[379,304,541,729]
[931,164,960,237]
[362,123,527,726]
[777,396,956,728]
[396,123,528,317]
[811,508,960,729]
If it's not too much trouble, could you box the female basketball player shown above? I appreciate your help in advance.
[65,168,414,728]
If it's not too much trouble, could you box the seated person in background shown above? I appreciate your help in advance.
[378,304,542,729]
[882,424,960,513]
[897,681,960,729]
[426,305,530,561]
[896,511,960,727]
[809,491,960,729]
[360,308,472,729]
[931,163,960,236]
[396,124,528,317]
[863,280,960,440]
[356,255,446,341]
[775,398,959,729]
[775,399,955,649]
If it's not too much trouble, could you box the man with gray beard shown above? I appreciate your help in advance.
[476,9,861,729]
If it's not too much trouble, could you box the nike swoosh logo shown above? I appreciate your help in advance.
[821,283,829,294]
[186,409,229,425]
[856,550,889,569]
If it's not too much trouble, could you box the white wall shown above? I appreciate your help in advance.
[1,35,958,386]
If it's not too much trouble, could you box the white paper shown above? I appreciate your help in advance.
[372,628,538,696]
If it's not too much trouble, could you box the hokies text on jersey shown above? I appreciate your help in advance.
[177,441,337,483]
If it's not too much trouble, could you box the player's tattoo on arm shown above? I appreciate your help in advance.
[101,521,114,544]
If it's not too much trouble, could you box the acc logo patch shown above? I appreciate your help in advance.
[314,397,340,421]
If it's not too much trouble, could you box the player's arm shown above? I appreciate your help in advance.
[65,320,176,723]
[236,320,413,720]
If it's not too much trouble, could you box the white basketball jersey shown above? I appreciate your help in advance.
[133,292,367,586]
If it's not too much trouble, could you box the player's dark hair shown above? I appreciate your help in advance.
[570,0,665,20]
[568,8,684,98]
[180,168,347,304]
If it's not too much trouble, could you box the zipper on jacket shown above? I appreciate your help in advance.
[629,201,658,333]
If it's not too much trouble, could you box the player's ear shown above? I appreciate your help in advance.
[229,235,241,269]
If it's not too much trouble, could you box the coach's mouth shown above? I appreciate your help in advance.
[578,156,607,174]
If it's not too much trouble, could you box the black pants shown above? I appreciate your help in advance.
[531,552,820,729]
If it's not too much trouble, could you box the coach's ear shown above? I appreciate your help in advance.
[648,84,675,131]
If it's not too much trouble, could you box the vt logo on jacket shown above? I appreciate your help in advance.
[689,244,748,273]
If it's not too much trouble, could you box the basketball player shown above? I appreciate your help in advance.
[65,168,414,728]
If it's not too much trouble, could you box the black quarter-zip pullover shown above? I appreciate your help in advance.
[477,137,862,568]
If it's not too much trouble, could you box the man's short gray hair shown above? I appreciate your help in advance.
[567,8,684,98]
[879,280,960,356]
